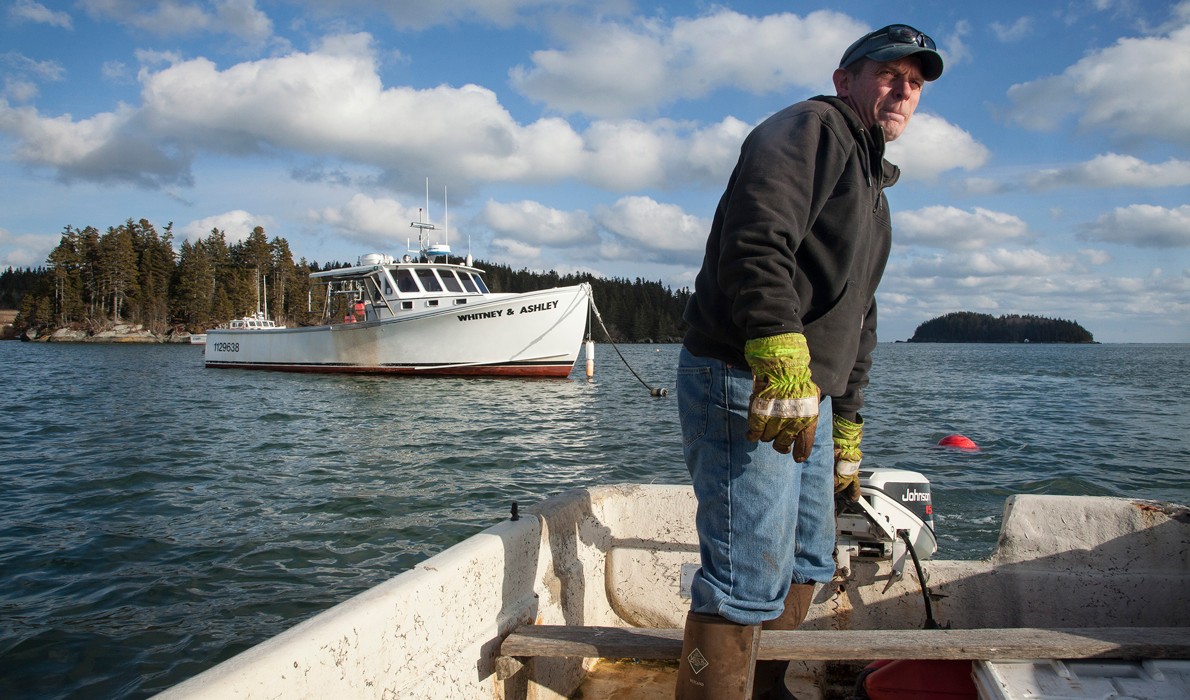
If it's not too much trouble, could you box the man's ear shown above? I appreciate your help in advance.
[832,67,851,97]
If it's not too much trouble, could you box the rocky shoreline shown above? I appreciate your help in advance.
[12,322,199,344]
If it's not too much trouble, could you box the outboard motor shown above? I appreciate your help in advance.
[835,468,937,579]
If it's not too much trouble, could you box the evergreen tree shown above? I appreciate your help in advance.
[100,224,139,321]
[174,239,215,330]
[46,228,84,325]
[130,219,176,332]
[203,229,237,322]
[234,226,272,316]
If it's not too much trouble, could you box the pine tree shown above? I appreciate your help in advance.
[174,239,215,330]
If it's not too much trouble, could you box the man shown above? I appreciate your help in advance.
[674,25,943,699]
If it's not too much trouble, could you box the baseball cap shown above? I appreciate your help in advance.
[839,24,944,81]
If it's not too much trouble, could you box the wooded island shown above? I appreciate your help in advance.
[909,311,1094,343]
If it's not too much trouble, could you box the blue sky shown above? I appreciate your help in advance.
[1,0,1187,342]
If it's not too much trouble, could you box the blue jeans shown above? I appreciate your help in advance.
[677,347,836,625]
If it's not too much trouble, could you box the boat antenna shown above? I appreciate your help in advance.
[410,180,436,256]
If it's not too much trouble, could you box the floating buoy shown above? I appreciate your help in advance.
[938,434,978,451]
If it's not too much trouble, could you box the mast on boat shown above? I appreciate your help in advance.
[409,178,451,262]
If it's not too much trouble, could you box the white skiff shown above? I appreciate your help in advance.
[156,476,1190,699]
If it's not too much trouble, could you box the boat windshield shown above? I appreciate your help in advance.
[394,269,419,293]
[440,270,464,293]
[470,273,490,294]
[415,269,443,292]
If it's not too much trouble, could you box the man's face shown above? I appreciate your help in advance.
[833,57,925,142]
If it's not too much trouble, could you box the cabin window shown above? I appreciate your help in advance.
[454,298,467,305]
[440,270,464,293]
[426,299,439,307]
[415,269,443,292]
[459,274,479,293]
[401,301,413,310]
[395,269,419,293]
[470,274,490,294]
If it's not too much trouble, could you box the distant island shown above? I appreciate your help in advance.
[908,311,1095,343]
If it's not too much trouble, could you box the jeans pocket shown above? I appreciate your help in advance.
[677,365,711,447]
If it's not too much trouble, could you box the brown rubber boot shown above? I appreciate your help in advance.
[751,583,815,699]
[675,612,761,699]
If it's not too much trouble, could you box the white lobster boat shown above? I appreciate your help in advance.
[204,241,591,378]
[156,471,1190,699]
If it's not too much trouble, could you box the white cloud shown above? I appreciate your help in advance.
[9,0,72,29]
[4,79,37,102]
[1027,153,1190,190]
[1079,204,1190,248]
[0,32,787,196]
[78,0,271,41]
[308,193,425,249]
[489,237,543,263]
[1080,248,1112,265]
[180,210,273,244]
[682,116,752,185]
[894,206,1031,250]
[101,61,131,83]
[886,113,990,181]
[478,200,598,247]
[302,0,602,31]
[0,100,192,187]
[941,20,972,67]
[1,53,66,101]
[879,256,1189,343]
[595,196,707,257]
[0,226,61,267]
[510,9,865,117]
[1005,22,1190,146]
[991,17,1034,42]
[129,34,596,188]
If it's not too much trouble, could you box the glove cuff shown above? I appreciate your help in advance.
[832,413,863,461]
[750,394,819,419]
[835,458,861,477]
[744,333,810,373]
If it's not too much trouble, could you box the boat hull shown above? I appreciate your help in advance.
[156,486,1190,699]
[203,284,590,378]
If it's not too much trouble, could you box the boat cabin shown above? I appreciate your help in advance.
[310,253,492,324]
[227,312,281,330]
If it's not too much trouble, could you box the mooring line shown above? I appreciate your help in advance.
[588,297,668,397]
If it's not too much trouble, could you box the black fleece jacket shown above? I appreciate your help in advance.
[682,95,897,420]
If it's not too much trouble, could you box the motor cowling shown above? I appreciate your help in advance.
[835,468,937,578]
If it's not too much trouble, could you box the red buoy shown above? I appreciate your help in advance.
[938,434,978,451]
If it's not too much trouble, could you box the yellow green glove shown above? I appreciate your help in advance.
[743,333,820,462]
[832,414,863,501]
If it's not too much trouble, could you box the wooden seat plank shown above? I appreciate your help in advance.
[500,625,1190,661]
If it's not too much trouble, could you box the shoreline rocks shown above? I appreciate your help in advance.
[20,323,197,344]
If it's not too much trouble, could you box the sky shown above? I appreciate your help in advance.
[1,1,1187,343]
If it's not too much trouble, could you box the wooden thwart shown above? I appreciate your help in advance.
[500,625,1190,662]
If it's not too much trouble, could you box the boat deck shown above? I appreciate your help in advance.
[571,660,675,699]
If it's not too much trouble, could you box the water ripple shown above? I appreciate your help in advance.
[0,341,1187,698]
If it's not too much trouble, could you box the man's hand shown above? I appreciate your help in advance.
[832,414,863,501]
[743,333,820,461]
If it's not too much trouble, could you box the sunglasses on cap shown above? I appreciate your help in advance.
[885,24,935,50]
[841,24,937,68]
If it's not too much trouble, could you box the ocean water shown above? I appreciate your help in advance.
[1,341,1187,698]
